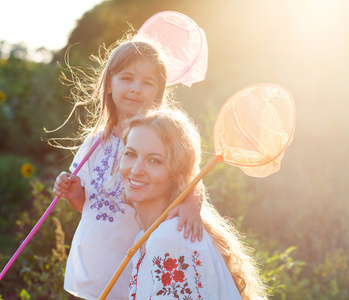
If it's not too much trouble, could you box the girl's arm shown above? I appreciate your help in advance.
[53,171,85,213]
[167,181,205,242]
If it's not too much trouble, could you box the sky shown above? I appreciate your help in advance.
[1,0,104,61]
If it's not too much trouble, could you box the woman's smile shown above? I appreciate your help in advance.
[128,178,148,188]
[120,125,172,207]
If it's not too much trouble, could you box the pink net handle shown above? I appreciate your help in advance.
[213,83,296,178]
[135,11,208,87]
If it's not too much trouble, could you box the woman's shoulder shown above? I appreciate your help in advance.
[149,218,182,241]
[147,218,209,253]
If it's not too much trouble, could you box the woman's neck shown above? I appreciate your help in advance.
[134,199,170,232]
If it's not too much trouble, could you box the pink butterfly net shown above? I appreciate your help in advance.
[134,11,208,87]
[213,83,296,178]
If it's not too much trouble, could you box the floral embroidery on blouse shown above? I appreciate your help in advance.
[73,138,125,222]
[152,252,204,299]
[192,251,203,296]
[130,252,145,300]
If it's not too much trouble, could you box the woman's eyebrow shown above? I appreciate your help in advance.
[124,146,135,151]
[147,152,166,158]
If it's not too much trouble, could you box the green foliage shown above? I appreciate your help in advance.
[259,246,307,299]
[0,42,74,168]
[0,155,33,214]
[19,289,30,300]
[0,181,78,299]
[309,248,349,299]
[0,155,34,253]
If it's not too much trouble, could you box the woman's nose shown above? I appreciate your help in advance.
[131,159,144,175]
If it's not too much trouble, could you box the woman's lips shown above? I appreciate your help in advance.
[128,178,148,189]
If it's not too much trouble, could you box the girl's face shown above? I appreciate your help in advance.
[107,59,159,120]
[120,125,172,209]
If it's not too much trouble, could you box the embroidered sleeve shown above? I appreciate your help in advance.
[129,252,145,300]
[150,251,204,299]
[147,221,206,300]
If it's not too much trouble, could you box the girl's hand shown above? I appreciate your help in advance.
[53,171,85,212]
[167,183,205,242]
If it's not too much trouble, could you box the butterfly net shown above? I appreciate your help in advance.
[135,11,208,87]
[213,83,295,178]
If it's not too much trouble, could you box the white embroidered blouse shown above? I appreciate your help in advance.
[64,134,140,300]
[129,218,242,300]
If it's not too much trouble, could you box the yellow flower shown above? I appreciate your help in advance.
[21,163,36,178]
[0,90,6,105]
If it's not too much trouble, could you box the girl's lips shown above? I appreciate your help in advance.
[128,178,148,189]
[125,97,141,103]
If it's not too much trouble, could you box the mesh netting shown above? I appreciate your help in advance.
[135,11,208,87]
[213,83,295,178]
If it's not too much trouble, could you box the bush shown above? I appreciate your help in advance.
[0,42,75,171]
[0,181,79,299]
[0,154,35,252]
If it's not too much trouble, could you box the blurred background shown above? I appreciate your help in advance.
[1,0,348,299]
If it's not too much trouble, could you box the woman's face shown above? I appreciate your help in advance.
[120,125,172,208]
[107,59,159,120]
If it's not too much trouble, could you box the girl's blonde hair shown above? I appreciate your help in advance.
[49,36,168,148]
[121,108,268,300]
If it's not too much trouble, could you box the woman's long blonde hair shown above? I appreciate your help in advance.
[121,108,268,300]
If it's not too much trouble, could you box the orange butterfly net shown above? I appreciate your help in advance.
[214,83,295,177]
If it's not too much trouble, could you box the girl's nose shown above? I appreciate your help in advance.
[130,81,141,94]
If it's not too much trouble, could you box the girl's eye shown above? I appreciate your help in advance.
[144,81,156,87]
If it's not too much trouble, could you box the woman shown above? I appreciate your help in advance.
[119,108,268,299]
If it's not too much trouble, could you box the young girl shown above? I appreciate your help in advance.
[53,39,203,299]
[119,108,268,300]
